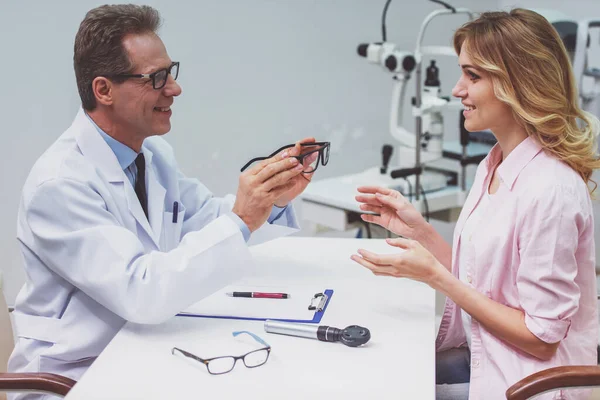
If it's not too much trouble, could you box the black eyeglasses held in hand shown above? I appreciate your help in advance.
[172,331,271,375]
[104,61,180,90]
[241,141,330,174]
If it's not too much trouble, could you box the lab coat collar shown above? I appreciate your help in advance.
[72,108,125,183]
[73,108,165,247]
[84,111,138,171]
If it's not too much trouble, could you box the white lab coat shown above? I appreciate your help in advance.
[8,109,299,393]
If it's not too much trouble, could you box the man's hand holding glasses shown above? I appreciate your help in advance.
[232,138,330,232]
[268,139,329,208]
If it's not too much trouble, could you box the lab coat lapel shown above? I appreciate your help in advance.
[143,148,166,245]
[122,177,157,246]
[72,108,157,246]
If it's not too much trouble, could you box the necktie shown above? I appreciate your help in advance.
[134,153,148,219]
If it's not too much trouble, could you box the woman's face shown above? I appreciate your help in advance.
[451,43,514,133]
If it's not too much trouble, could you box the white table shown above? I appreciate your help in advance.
[65,238,436,400]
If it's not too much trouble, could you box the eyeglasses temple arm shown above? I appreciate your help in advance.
[240,157,268,172]
[232,331,271,348]
[172,347,208,364]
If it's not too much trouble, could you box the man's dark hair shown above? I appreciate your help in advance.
[74,4,161,111]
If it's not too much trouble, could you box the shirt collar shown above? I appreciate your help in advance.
[486,136,543,190]
[84,112,139,170]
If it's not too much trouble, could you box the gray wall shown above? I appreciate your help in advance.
[0,0,512,304]
[500,0,600,22]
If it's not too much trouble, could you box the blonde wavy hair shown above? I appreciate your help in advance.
[454,8,600,192]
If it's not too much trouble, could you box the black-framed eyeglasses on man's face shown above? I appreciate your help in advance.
[106,61,180,90]
[171,331,271,375]
[241,141,330,174]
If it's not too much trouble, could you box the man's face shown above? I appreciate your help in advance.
[111,33,182,138]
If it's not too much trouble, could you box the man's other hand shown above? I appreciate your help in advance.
[274,137,316,207]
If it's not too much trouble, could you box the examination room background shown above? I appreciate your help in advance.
[1,0,599,312]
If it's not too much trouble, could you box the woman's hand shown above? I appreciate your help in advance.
[351,237,446,286]
[355,186,428,240]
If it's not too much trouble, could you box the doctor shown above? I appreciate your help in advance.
[8,4,313,397]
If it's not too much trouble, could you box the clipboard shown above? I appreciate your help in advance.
[177,288,334,324]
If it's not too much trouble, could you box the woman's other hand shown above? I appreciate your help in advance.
[351,237,446,287]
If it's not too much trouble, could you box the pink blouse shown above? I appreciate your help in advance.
[435,137,598,399]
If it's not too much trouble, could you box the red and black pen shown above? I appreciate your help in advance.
[226,291,290,299]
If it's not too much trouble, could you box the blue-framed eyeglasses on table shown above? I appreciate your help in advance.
[172,331,271,375]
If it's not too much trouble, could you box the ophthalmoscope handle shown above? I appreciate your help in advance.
[264,320,370,347]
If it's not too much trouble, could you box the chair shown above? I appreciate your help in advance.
[506,293,600,400]
[505,366,600,400]
[0,284,76,399]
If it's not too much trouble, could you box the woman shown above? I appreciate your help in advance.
[352,9,600,400]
